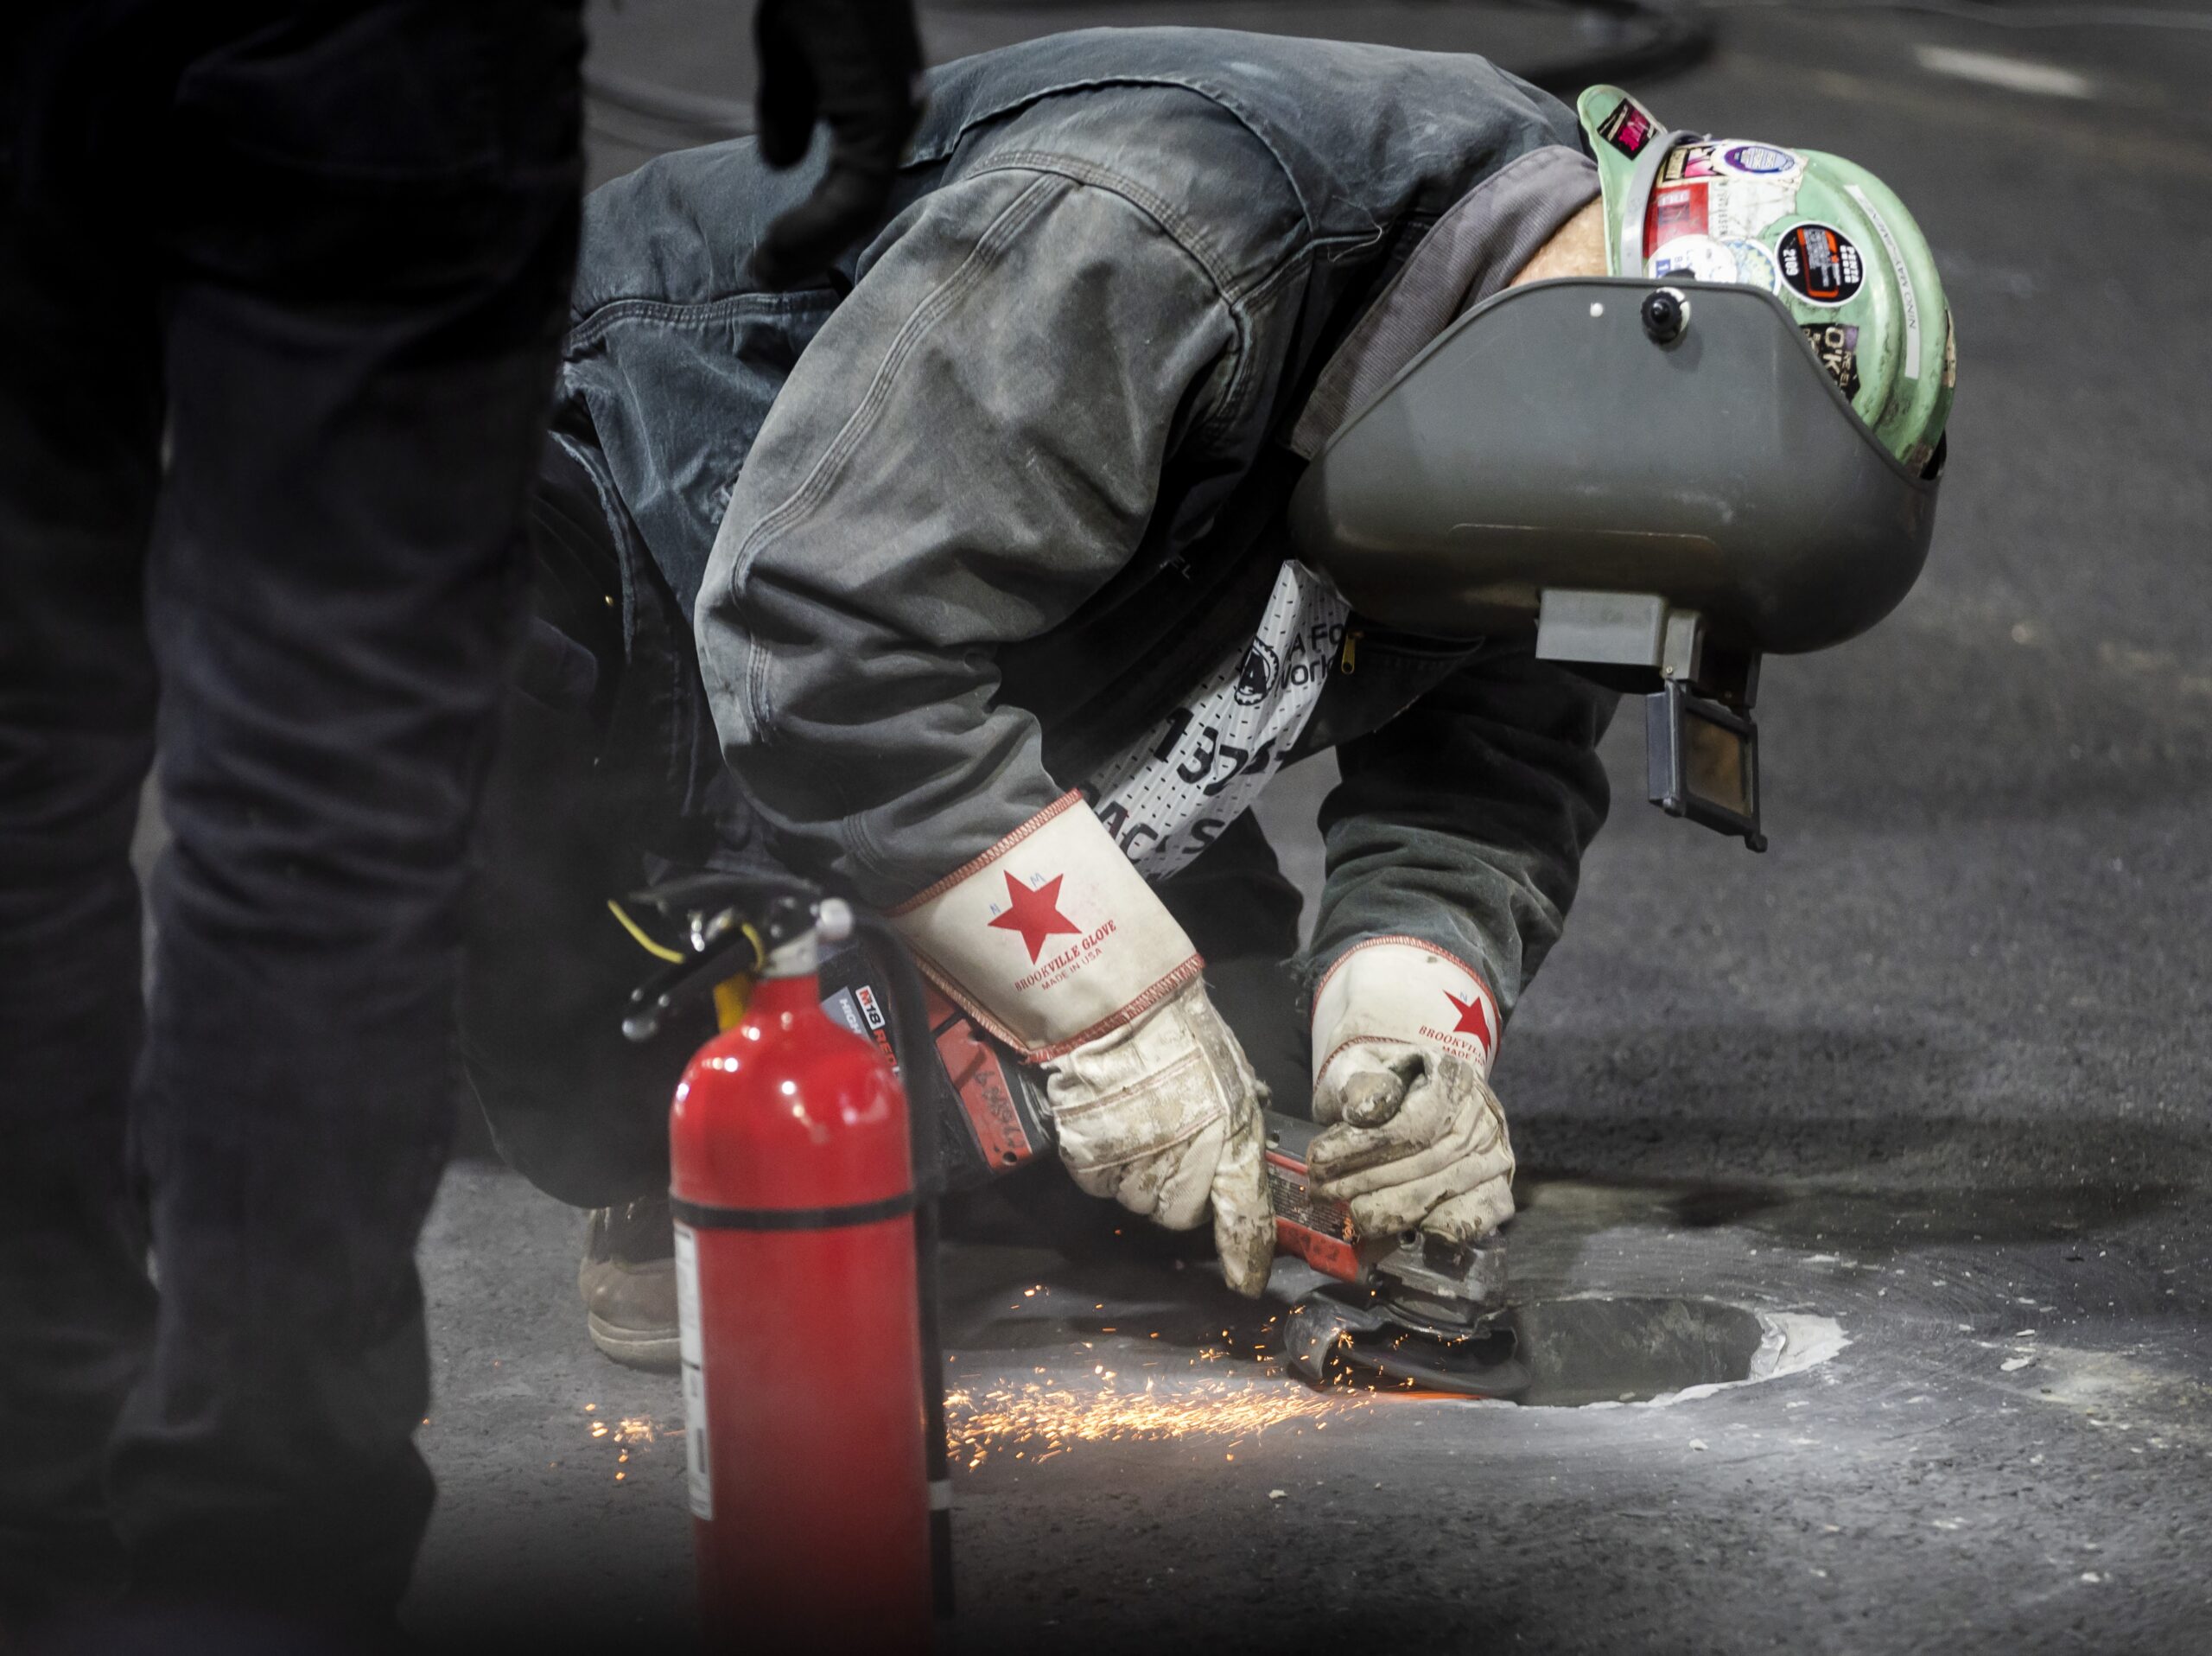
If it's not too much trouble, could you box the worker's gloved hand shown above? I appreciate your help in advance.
[1310,1047,1513,1243]
[1042,979,1274,1296]
[751,0,925,287]
[886,793,1273,1296]
[1306,940,1514,1244]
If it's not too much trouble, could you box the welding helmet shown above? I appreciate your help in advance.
[1284,90,1957,850]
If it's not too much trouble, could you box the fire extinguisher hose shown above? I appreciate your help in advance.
[853,910,958,1624]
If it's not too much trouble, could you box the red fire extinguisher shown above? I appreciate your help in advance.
[664,894,934,1648]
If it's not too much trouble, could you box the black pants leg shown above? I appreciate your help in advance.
[0,0,583,1621]
[460,437,735,1210]
[0,197,165,1626]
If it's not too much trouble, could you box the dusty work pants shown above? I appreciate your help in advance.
[0,1,582,1625]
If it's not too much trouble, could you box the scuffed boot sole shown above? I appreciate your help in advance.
[586,1310,681,1372]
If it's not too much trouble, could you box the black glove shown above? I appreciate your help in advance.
[751,0,924,288]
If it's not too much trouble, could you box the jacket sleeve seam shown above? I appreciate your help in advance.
[718,169,1070,755]
[965,150,1251,302]
[967,156,1261,451]
[967,157,1269,450]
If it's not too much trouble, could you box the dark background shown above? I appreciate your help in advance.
[397,3,2212,1649]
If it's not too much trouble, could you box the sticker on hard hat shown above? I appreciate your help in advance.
[1777,223,1865,305]
[1649,234,1783,295]
[1801,322,1863,399]
[1646,182,1708,251]
[1720,143,1800,176]
[1845,183,1922,379]
[1709,175,1803,240]
[1596,98,1658,157]
[1660,143,1720,182]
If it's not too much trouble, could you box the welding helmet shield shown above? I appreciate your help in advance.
[1284,275,1942,656]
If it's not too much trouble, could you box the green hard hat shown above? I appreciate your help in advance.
[1578,86,1955,473]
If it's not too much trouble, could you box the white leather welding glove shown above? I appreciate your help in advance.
[1043,979,1274,1296]
[1306,939,1515,1245]
[887,793,1274,1296]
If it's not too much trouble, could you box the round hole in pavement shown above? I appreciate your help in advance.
[1327,1296,1778,1406]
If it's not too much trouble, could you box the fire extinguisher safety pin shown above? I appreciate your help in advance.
[668,1190,920,1231]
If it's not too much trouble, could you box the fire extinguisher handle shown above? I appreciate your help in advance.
[620,914,764,1042]
[619,878,829,1042]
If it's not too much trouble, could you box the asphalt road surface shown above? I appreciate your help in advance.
[403,3,2212,1650]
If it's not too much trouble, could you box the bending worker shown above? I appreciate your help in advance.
[459,27,1955,1365]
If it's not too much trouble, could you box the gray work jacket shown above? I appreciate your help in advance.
[560,28,1618,1019]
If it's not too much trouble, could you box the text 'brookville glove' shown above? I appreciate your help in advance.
[887,794,1274,1296]
[1307,938,1516,1245]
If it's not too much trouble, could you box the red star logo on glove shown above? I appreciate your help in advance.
[988,871,1082,963]
[1445,989,1493,1050]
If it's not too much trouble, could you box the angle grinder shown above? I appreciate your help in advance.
[626,900,1522,1398]
[815,947,1525,1398]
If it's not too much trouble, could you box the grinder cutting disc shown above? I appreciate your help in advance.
[1285,1284,1529,1400]
[1263,1111,1524,1394]
[1344,1316,1529,1398]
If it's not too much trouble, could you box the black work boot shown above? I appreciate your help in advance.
[578,1196,678,1371]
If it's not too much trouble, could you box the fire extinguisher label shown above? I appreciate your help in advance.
[673,1221,713,1519]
